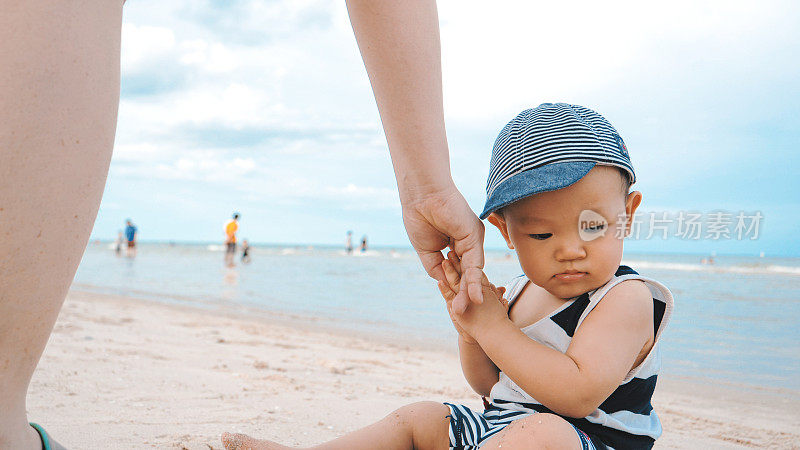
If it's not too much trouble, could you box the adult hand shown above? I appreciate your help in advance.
[402,183,485,312]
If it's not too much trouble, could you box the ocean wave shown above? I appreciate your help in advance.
[732,264,800,276]
[622,260,800,276]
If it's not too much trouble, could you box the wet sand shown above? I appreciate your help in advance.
[27,290,799,449]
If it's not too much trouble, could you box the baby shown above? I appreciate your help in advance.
[223,103,674,450]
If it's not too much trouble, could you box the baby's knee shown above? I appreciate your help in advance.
[484,413,581,450]
[392,401,451,448]
[394,401,450,425]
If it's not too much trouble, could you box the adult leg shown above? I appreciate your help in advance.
[0,0,123,448]
[222,401,452,450]
[480,413,586,450]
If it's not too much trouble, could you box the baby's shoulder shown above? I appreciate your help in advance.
[584,278,655,340]
[602,277,652,302]
[592,268,672,314]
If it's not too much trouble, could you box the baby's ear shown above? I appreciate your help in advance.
[621,191,643,237]
[487,212,514,250]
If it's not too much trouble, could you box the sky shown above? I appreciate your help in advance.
[94,0,800,256]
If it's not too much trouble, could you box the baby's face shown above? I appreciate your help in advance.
[491,166,641,300]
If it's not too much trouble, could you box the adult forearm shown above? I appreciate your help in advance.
[475,320,597,417]
[458,336,499,397]
[346,0,452,201]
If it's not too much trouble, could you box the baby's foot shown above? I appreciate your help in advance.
[221,432,293,450]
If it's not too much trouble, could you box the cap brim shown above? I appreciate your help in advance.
[479,161,596,219]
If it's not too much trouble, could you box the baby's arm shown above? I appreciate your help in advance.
[452,272,653,418]
[437,254,501,396]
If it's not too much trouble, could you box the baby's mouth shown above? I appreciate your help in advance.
[553,271,587,281]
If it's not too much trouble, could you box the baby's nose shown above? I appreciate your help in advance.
[554,238,587,261]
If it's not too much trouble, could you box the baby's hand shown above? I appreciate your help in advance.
[438,278,477,344]
[438,252,507,344]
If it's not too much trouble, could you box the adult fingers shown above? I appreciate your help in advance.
[417,249,445,283]
[452,267,483,314]
[466,266,486,304]
[452,221,485,305]
[452,291,467,315]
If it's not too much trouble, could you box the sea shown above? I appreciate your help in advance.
[73,242,800,391]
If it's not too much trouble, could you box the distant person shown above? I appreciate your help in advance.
[241,239,251,264]
[124,219,137,258]
[114,230,123,256]
[345,230,354,254]
[359,235,368,252]
[224,212,240,267]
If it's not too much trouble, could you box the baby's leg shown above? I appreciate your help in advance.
[222,401,451,450]
[480,413,588,450]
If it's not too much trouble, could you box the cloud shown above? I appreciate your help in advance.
[320,183,400,210]
[112,142,169,163]
[117,0,378,154]
[120,24,189,97]
[176,0,335,46]
[439,0,799,121]
[99,0,799,253]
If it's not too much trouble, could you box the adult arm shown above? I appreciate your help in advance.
[346,0,484,310]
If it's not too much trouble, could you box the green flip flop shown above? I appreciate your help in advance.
[29,423,67,450]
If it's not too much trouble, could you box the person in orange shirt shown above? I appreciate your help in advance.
[224,212,240,267]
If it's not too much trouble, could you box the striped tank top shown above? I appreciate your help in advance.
[488,265,674,450]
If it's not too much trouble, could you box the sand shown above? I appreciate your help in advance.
[27,290,799,449]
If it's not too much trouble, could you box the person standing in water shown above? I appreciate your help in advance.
[124,219,137,258]
[240,239,251,264]
[345,230,354,254]
[359,235,368,252]
[114,230,123,256]
[224,212,240,267]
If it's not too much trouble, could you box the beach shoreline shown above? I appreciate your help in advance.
[28,290,799,449]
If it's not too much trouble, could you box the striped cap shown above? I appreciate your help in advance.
[480,103,636,219]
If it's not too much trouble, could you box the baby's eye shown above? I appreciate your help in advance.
[583,224,606,233]
[528,233,552,240]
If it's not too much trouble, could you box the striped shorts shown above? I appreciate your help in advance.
[444,402,597,450]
